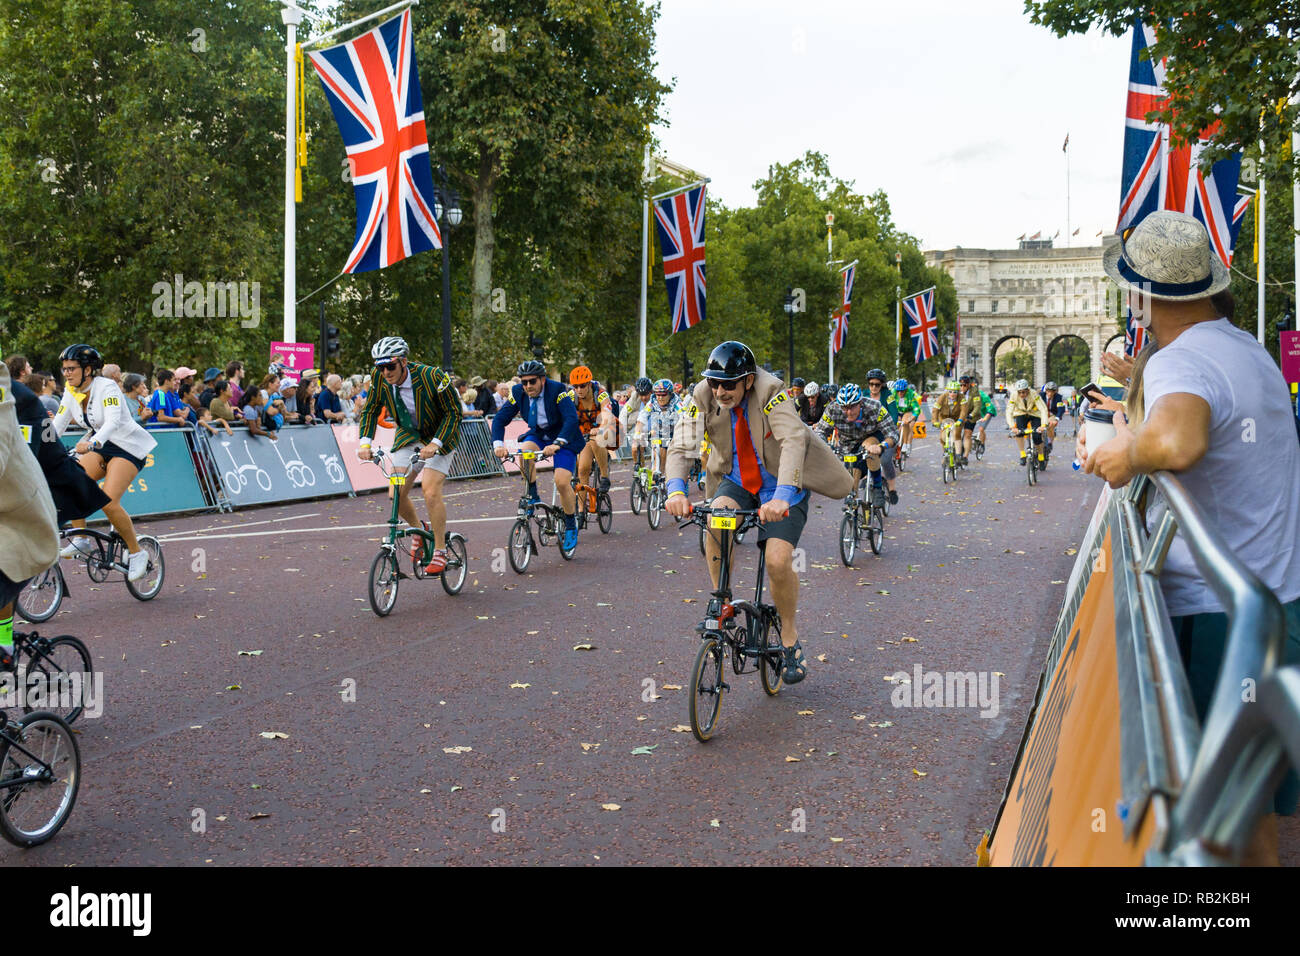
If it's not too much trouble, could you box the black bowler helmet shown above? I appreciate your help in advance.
[703,341,756,381]
[60,344,103,371]
[792,377,806,390]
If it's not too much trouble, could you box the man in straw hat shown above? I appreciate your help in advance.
[1084,209,1300,861]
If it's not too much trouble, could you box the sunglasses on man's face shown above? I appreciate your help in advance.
[708,379,742,392]
[375,361,400,372]
[521,377,542,386]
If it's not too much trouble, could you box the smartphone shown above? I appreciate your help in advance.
[1078,381,1103,404]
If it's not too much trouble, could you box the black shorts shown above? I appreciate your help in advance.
[713,477,809,547]
[1013,415,1043,441]
[96,441,147,471]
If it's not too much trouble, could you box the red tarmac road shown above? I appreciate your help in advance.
[13,428,1099,865]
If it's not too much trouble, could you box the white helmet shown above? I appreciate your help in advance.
[1014,379,1030,391]
[371,336,409,363]
[802,381,820,397]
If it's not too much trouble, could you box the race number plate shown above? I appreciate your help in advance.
[709,515,737,530]
[843,454,858,463]
[389,475,406,486]
[521,451,537,460]
[653,439,663,445]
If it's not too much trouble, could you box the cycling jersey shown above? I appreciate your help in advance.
[1005,392,1048,426]
[636,395,681,446]
[895,389,922,418]
[976,390,996,417]
[815,399,898,456]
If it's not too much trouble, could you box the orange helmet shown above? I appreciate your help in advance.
[570,365,593,386]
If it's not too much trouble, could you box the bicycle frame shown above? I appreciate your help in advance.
[368,449,440,560]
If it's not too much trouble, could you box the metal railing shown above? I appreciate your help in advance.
[446,417,505,479]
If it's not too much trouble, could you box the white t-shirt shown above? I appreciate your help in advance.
[1142,318,1300,615]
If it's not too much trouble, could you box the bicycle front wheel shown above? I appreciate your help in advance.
[508,519,532,574]
[630,477,645,515]
[868,508,884,555]
[647,485,663,530]
[125,536,165,601]
[838,512,857,567]
[440,534,468,596]
[368,550,399,616]
[596,493,613,534]
[689,638,726,742]
[0,711,80,848]
[975,440,985,461]
[21,636,93,724]
[16,567,63,623]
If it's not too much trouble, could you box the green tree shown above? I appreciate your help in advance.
[1047,335,1091,389]
[997,345,1033,385]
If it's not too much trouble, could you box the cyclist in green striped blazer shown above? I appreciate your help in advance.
[357,337,463,574]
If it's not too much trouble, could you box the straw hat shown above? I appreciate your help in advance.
[1102,210,1230,301]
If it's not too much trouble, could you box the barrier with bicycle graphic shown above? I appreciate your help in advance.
[211,425,351,506]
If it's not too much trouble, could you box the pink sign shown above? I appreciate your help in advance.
[331,422,424,492]
[1281,331,1300,385]
[270,342,316,375]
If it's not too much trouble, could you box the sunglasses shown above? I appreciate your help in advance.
[375,361,400,372]
[708,379,742,392]
[521,377,542,386]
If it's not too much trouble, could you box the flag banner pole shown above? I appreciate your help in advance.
[828,317,835,383]
[650,178,709,203]
[282,4,303,343]
[1258,163,1266,346]
[839,258,859,275]
[903,285,937,299]
[300,0,419,50]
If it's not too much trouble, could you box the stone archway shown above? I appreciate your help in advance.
[1047,333,1090,390]
[1104,332,1125,354]
[992,334,1032,390]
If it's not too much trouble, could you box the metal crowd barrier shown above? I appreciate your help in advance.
[447,417,505,479]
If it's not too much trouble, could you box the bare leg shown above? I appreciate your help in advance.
[100,458,143,553]
[702,494,739,589]
[763,538,799,648]
[554,468,577,515]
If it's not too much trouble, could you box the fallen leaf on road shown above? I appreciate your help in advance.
[581,743,600,752]
[419,788,432,794]
[636,715,648,721]
[670,725,691,733]
[683,598,696,603]
[509,682,530,689]
[225,684,241,691]
[215,816,227,822]
[1065,548,1078,555]
[442,746,473,754]
[237,650,263,656]
[993,671,1005,677]
[596,602,612,607]
[662,684,682,691]
[852,714,867,721]
[913,769,928,777]
[902,637,918,643]
[785,756,801,763]
[877,590,890,595]
[1051,580,1065,585]
[630,745,658,756]
[450,786,463,792]
[572,643,596,651]
[258,731,289,740]
[527,630,539,635]
[248,813,271,821]
[601,803,621,811]
[797,709,815,716]
[868,721,893,729]
[709,819,720,828]
[830,837,844,843]
[816,654,827,663]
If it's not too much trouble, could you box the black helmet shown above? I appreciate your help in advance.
[634,376,653,395]
[865,368,886,384]
[820,382,837,398]
[959,374,973,385]
[703,341,756,381]
[516,359,546,378]
[60,344,103,371]
[792,377,806,390]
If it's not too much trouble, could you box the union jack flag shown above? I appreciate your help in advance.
[903,288,939,362]
[653,184,707,333]
[308,10,441,274]
[1117,19,1244,265]
[833,263,855,354]
[1124,309,1148,357]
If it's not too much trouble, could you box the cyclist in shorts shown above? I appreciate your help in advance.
[52,344,157,581]
[1006,379,1049,467]
[636,379,681,479]
[958,375,995,462]
[971,379,997,448]
[665,341,853,684]
[356,337,464,574]
[861,369,902,504]
[569,365,616,494]
[1042,381,1067,451]
[492,359,584,551]
[892,379,923,456]
[817,383,900,506]
[930,381,969,463]
[625,377,654,472]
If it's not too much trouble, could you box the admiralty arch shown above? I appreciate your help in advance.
[924,238,1126,387]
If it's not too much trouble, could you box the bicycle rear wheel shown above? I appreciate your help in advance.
[838,512,857,567]
[596,493,613,534]
[630,477,645,515]
[368,550,399,616]
[689,638,726,742]
[0,711,80,848]
[16,567,63,623]
[975,439,985,461]
[508,519,532,574]
[21,636,92,724]
[125,535,165,601]
[868,507,884,555]
[440,534,469,596]
[759,616,783,697]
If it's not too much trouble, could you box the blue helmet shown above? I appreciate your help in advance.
[837,383,862,406]
[892,379,910,393]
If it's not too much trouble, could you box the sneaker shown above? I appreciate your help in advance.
[782,642,808,684]
[597,476,611,494]
[411,520,431,563]
[888,490,899,506]
[59,535,93,559]
[960,455,969,466]
[563,528,579,551]
[424,549,448,575]
[126,549,149,582]
[1019,455,1027,467]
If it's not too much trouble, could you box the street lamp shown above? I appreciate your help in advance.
[433,164,463,372]
[783,287,797,381]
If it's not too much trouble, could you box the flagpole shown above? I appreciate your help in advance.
[1065,133,1071,248]
[894,252,902,379]
[828,315,834,383]
[639,145,650,379]
[299,0,419,50]
[281,3,303,344]
[1258,153,1266,346]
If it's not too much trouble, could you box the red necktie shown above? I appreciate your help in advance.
[733,408,763,495]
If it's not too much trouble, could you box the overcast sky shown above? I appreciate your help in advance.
[651,0,1131,252]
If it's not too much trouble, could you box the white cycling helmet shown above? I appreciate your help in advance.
[1014,378,1030,391]
[371,336,409,363]
[803,381,820,397]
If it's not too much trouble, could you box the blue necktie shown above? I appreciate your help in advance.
[528,397,538,429]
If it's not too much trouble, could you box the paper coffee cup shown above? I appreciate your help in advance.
[1083,408,1116,458]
